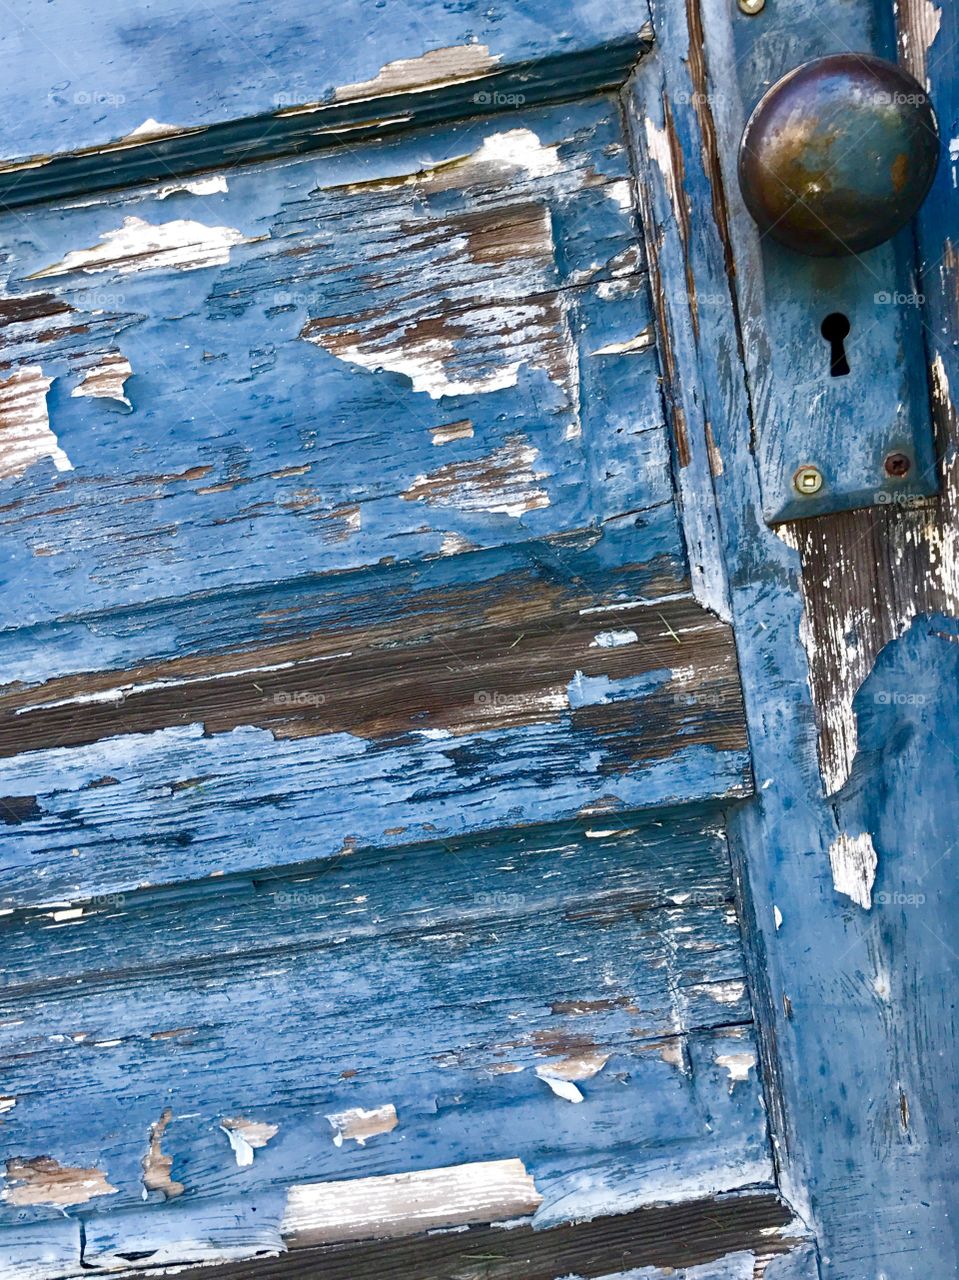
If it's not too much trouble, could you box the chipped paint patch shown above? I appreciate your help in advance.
[122,118,184,140]
[282,1158,542,1245]
[334,45,502,102]
[0,365,72,480]
[591,328,655,356]
[71,352,133,410]
[589,629,639,649]
[30,216,256,278]
[714,1051,757,1089]
[431,419,474,446]
[403,436,549,517]
[3,1156,117,1206]
[535,1050,608,1102]
[828,832,878,909]
[220,1117,279,1167]
[898,0,942,87]
[156,174,230,200]
[142,1107,184,1199]
[326,1103,398,1147]
[701,980,746,1005]
[463,128,562,179]
[439,531,477,555]
[0,1097,15,1116]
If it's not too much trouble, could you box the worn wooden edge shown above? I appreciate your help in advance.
[104,1189,802,1280]
[0,37,651,212]
[620,66,732,624]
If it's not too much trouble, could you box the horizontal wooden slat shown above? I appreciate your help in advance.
[0,588,750,907]
[0,2,652,197]
[0,521,688,690]
[0,99,669,634]
[0,813,768,1230]
[0,592,744,757]
[98,1192,801,1280]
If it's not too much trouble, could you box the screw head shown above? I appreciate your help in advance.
[794,464,823,495]
[738,0,765,14]
[884,451,912,478]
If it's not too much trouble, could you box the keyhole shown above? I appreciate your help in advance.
[821,312,851,377]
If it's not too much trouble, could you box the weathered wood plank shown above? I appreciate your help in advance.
[0,592,744,757]
[0,520,689,691]
[103,1192,801,1280]
[0,99,668,632]
[0,4,653,189]
[0,585,750,909]
[0,813,768,1230]
[625,0,959,1270]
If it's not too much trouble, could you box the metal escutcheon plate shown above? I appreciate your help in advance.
[738,54,940,256]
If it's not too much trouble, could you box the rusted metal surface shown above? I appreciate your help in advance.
[738,54,939,256]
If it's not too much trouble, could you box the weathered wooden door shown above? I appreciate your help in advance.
[0,2,955,1278]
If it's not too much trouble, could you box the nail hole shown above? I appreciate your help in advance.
[821,312,851,377]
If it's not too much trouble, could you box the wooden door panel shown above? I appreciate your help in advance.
[0,810,770,1245]
[0,96,752,917]
[0,100,661,624]
[0,11,783,1278]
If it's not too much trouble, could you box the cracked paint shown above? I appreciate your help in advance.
[0,366,71,481]
[30,216,256,278]
[220,1116,279,1167]
[3,1157,117,1207]
[828,832,878,910]
[325,1104,398,1147]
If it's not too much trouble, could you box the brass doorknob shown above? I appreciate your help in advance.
[738,54,939,256]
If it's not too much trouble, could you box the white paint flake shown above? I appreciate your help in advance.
[281,1158,542,1246]
[590,328,656,356]
[403,436,549,517]
[156,174,230,199]
[466,128,562,179]
[535,1051,608,1103]
[122,119,184,140]
[774,905,783,930]
[828,832,878,909]
[220,1117,279,1167]
[536,1073,584,1103]
[326,1104,398,1148]
[0,366,72,481]
[604,178,633,210]
[589,629,639,649]
[714,1050,757,1088]
[334,45,502,102]
[30,216,255,278]
[71,353,133,409]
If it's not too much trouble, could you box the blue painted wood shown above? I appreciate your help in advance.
[0,812,771,1238]
[626,0,959,1271]
[0,2,651,177]
[0,99,662,630]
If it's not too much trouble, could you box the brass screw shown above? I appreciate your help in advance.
[738,0,765,14]
[793,464,823,495]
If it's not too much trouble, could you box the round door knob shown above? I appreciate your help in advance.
[738,54,939,256]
